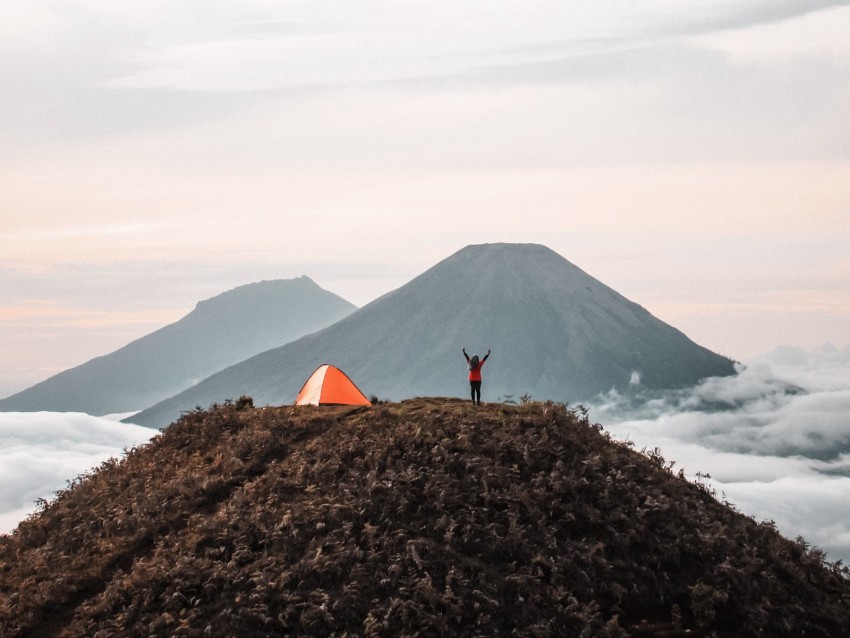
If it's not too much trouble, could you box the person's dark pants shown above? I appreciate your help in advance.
[470,380,481,405]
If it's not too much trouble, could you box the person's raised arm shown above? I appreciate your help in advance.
[463,347,470,363]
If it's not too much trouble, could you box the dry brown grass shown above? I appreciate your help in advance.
[1,398,848,637]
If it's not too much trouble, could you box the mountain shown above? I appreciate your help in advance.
[2,400,847,637]
[0,277,355,415]
[130,243,735,428]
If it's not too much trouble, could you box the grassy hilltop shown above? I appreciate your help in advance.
[2,399,848,637]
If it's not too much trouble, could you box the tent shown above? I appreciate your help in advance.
[295,364,371,406]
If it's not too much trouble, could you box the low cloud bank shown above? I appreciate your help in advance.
[3,349,849,564]
[0,412,155,534]
[594,344,850,563]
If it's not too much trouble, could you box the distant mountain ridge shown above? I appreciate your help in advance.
[0,277,356,415]
[130,243,735,428]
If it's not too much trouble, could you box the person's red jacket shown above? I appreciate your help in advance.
[465,351,489,381]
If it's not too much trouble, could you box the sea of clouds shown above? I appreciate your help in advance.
[593,344,850,564]
[2,346,849,565]
[0,412,155,534]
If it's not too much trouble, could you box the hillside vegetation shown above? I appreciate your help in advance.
[2,399,848,637]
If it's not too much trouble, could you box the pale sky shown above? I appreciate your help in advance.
[2,1,850,397]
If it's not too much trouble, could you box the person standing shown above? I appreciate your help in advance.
[463,347,490,405]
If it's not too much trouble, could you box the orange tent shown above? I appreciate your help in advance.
[294,364,371,406]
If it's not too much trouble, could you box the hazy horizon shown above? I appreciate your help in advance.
[2,245,846,400]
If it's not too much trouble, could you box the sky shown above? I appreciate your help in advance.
[1,1,849,397]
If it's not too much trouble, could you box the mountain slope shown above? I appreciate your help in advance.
[0,277,355,415]
[131,243,734,428]
[2,400,847,637]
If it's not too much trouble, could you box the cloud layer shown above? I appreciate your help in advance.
[594,344,850,563]
[0,412,155,534]
[2,347,849,567]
